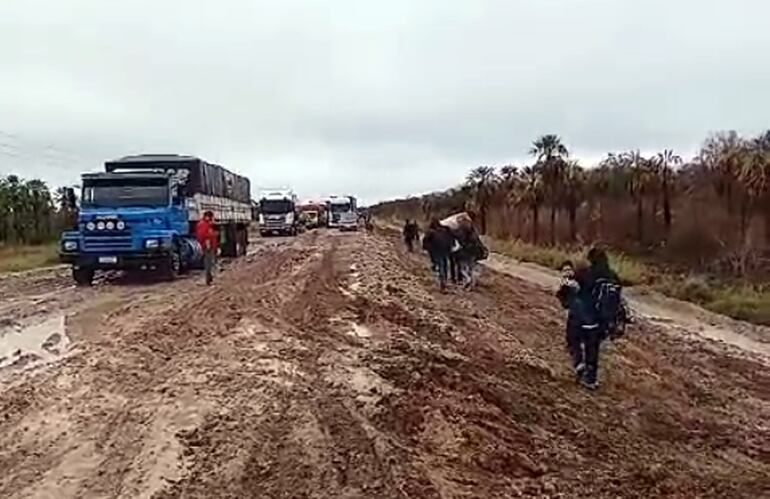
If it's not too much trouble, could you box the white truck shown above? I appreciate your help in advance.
[327,195,358,231]
[258,188,298,236]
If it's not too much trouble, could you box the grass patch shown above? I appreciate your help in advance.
[487,238,651,286]
[488,238,770,326]
[665,278,770,326]
[0,243,60,273]
[707,287,770,326]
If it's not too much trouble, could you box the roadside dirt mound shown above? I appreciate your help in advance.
[0,230,768,498]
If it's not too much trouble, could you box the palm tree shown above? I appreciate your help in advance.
[621,150,654,244]
[499,165,518,185]
[653,149,683,236]
[562,161,585,242]
[530,134,569,245]
[517,165,545,243]
[701,131,745,215]
[497,165,519,236]
[740,131,770,244]
[586,154,622,241]
[466,166,498,234]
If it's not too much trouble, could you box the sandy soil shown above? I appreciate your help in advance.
[1,230,768,498]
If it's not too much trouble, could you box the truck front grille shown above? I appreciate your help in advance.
[83,232,133,251]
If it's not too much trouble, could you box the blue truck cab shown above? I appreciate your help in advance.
[59,154,252,285]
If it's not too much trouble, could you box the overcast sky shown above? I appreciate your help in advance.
[1,0,769,204]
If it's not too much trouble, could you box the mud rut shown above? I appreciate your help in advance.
[1,230,769,498]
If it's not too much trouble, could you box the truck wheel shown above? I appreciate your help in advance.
[161,249,181,281]
[222,224,238,257]
[238,228,248,256]
[73,267,95,286]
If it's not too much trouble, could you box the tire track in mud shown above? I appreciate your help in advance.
[1,230,769,498]
[159,234,438,498]
[0,237,318,498]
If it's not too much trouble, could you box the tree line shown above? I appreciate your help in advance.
[372,131,770,277]
[0,175,78,245]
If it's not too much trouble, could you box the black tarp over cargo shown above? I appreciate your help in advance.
[104,154,251,203]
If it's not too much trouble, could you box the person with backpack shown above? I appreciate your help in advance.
[572,247,622,390]
[423,218,455,291]
[453,225,488,289]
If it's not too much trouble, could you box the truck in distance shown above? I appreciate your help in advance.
[298,200,327,230]
[59,154,251,285]
[327,195,358,231]
[258,188,298,236]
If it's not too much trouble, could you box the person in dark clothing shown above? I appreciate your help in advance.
[556,260,580,361]
[403,220,419,252]
[571,247,622,390]
[423,218,455,291]
[421,224,437,271]
[449,252,460,283]
[453,225,487,289]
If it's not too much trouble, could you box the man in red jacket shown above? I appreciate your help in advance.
[195,210,219,285]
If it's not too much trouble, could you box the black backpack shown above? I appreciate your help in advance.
[591,278,623,336]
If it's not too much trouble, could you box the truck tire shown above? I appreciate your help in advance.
[237,226,248,256]
[161,248,181,281]
[73,267,95,286]
[222,224,238,257]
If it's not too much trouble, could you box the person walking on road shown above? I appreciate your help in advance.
[453,224,487,289]
[556,260,595,386]
[195,210,219,285]
[423,218,455,291]
[562,247,623,390]
[403,220,419,253]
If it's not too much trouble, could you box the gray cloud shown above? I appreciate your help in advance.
[1,0,769,204]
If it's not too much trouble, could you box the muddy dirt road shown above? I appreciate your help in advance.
[1,230,768,498]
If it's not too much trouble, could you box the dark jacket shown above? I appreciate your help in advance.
[575,263,620,324]
[576,263,619,300]
[403,222,419,241]
[454,226,487,261]
[424,226,455,256]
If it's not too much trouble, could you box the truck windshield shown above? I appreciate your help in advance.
[261,199,293,214]
[82,181,169,208]
[331,203,351,213]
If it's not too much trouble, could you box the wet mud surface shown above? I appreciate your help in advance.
[0,230,768,498]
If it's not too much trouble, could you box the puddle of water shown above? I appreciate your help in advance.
[349,322,373,338]
[0,315,69,369]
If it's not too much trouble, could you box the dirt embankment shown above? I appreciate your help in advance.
[0,230,768,498]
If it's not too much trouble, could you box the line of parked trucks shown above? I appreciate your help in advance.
[255,190,359,236]
[59,154,359,285]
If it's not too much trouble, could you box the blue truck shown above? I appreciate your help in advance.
[59,154,252,285]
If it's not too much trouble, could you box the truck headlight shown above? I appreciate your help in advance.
[116,220,126,230]
[285,212,294,224]
[145,239,160,249]
[63,241,77,251]
[97,221,106,231]
[106,221,115,230]
[86,222,96,231]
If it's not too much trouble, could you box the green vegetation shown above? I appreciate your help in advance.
[669,279,770,326]
[0,243,60,273]
[488,238,770,326]
[373,130,770,326]
[0,174,77,274]
[487,238,651,286]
